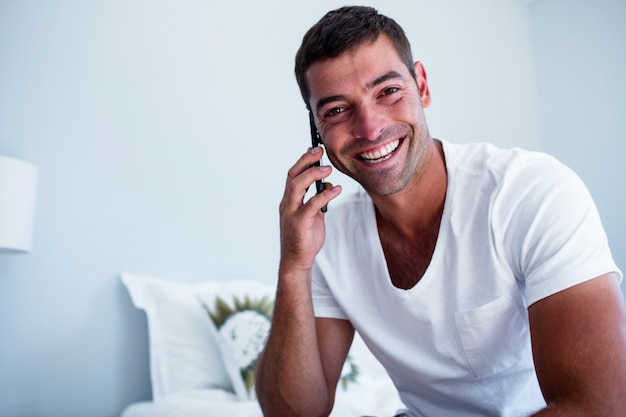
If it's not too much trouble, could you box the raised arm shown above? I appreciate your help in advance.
[529,273,626,416]
[256,146,351,417]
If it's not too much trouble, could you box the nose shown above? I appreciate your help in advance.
[351,103,386,141]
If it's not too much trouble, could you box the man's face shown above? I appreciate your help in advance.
[306,35,431,196]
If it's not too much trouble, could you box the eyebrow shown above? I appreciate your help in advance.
[368,71,403,89]
[314,71,404,114]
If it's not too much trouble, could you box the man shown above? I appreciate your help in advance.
[256,6,626,417]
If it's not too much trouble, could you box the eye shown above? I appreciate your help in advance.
[321,105,351,124]
[324,107,345,118]
[380,86,400,97]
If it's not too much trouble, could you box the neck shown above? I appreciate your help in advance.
[370,139,447,240]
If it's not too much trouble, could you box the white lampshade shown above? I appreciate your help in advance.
[0,155,39,253]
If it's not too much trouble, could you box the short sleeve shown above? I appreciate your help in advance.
[311,259,349,320]
[493,154,621,306]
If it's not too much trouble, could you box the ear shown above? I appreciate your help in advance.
[414,61,431,108]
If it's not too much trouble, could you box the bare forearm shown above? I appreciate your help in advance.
[256,269,330,417]
[528,274,626,417]
[259,144,344,416]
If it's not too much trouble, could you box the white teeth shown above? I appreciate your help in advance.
[359,139,400,162]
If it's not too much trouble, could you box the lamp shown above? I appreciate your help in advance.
[0,155,38,253]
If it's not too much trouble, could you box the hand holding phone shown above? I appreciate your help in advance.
[309,112,327,212]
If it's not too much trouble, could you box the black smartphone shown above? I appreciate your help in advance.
[309,111,327,212]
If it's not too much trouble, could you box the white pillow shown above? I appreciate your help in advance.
[197,281,405,415]
[196,280,276,401]
[196,280,364,403]
[121,272,233,399]
[122,272,405,415]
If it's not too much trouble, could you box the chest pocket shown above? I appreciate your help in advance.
[454,295,528,378]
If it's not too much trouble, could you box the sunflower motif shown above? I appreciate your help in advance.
[207,295,274,396]
[205,294,359,396]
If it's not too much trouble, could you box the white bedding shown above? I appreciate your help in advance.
[120,272,406,417]
[121,386,406,417]
[121,389,262,417]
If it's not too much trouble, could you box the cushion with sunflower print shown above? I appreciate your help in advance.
[197,280,275,401]
[123,273,404,414]
[197,280,361,402]
[121,272,233,399]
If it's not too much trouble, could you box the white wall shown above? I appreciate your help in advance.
[529,0,626,287]
[0,0,610,416]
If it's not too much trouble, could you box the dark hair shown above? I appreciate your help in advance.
[295,6,416,110]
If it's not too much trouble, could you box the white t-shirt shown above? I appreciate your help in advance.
[312,141,621,417]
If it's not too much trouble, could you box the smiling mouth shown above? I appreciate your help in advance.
[358,139,401,164]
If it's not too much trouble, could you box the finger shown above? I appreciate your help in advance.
[283,164,333,213]
[303,184,342,214]
[283,147,328,200]
[322,181,334,191]
[286,147,325,184]
[282,148,321,207]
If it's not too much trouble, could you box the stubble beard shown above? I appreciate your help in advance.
[329,125,429,197]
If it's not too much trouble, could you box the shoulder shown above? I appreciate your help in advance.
[442,140,568,181]
[442,140,586,208]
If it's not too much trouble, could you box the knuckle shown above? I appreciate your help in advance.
[286,165,298,179]
[287,179,302,194]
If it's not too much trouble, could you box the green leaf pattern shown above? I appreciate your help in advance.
[205,293,358,397]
